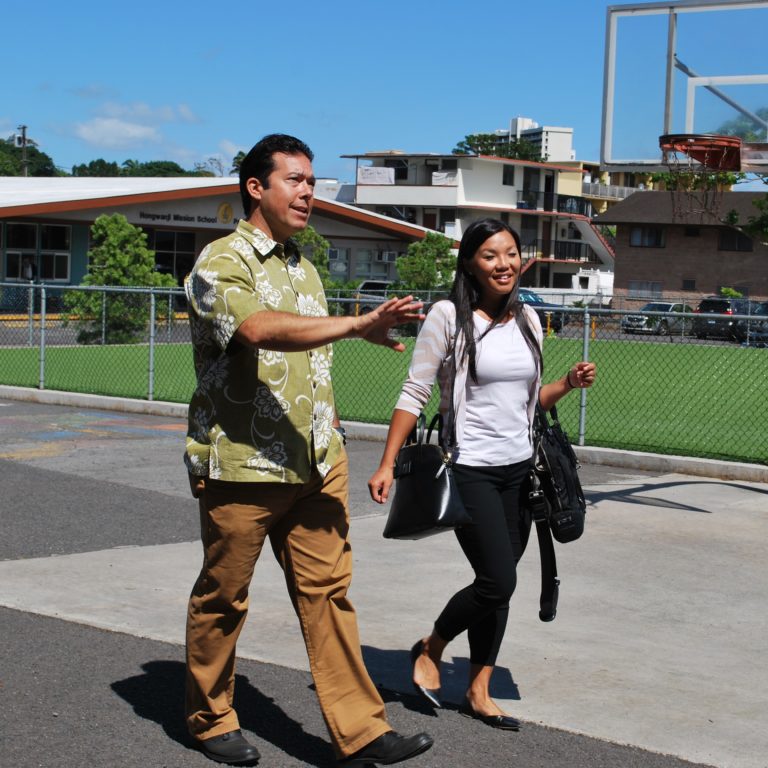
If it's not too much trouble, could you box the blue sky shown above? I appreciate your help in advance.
[2,0,766,180]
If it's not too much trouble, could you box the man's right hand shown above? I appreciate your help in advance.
[356,296,425,352]
[188,473,205,499]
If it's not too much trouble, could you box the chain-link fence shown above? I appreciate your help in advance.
[1,282,766,465]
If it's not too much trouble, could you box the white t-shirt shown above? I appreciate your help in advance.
[457,313,537,467]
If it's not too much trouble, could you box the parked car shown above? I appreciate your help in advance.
[519,288,567,333]
[354,279,394,315]
[743,301,768,347]
[692,296,765,342]
[621,302,694,335]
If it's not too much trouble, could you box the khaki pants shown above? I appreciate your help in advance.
[185,452,390,757]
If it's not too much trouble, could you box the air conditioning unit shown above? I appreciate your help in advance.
[376,251,398,263]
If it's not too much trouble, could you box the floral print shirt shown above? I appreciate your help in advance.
[184,219,342,483]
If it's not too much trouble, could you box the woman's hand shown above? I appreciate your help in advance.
[368,465,395,504]
[568,361,597,389]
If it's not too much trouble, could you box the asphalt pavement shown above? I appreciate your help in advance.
[1,393,766,768]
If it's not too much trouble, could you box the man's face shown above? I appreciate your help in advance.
[246,152,315,243]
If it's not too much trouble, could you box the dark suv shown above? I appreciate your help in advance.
[519,289,568,333]
[692,297,765,342]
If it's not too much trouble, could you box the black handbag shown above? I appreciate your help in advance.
[382,412,472,540]
[528,403,586,544]
[526,403,587,622]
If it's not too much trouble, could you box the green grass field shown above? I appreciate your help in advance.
[1,337,766,464]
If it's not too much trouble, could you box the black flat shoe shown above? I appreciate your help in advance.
[458,700,521,731]
[196,729,261,765]
[338,730,434,767]
[410,640,441,708]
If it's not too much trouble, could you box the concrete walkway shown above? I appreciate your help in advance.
[1,390,767,767]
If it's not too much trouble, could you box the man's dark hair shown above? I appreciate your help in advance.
[239,134,314,216]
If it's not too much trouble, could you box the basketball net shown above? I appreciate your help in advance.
[658,134,742,222]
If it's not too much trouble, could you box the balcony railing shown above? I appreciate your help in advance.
[522,239,599,263]
[582,182,638,200]
[516,190,593,217]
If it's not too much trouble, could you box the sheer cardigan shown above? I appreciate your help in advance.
[394,299,544,452]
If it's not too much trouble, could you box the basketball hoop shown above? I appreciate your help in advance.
[658,133,742,222]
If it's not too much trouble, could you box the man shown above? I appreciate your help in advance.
[184,133,433,767]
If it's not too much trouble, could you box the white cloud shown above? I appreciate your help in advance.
[177,104,200,124]
[98,101,199,125]
[220,139,244,158]
[74,118,161,149]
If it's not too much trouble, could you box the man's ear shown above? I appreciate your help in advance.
[245,177,263,205]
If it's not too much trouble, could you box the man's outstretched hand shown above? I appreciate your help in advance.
[356,296,425,351]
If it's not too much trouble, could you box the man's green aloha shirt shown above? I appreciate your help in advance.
[184,219,343,484]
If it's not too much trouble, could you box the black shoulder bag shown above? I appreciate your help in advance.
[526,403,587,621]
[383,330,472,540]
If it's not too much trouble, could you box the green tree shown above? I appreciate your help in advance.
[72,159,120,176]
[291,225,331,285]
[230,150,246,175]
[452,133,542,161]
[120,159,191,177]
[192,156,225,177]
[713,107,768,143]
[395,232,455,291]
[63,214,176,344]
[0,138,58,176]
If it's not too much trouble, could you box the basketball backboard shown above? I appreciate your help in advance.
[600,1,768,174]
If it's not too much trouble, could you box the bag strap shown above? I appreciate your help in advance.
[441,324,461,457]
[526,468,559,621]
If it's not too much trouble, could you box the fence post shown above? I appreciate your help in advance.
[148,290,156,401]
[38,286,47,390]
[101,290,107,345]
[27,281,35,346]
[577,306,591,446]
[167,290,173,342]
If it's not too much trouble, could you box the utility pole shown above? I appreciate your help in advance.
[17,124,28,176]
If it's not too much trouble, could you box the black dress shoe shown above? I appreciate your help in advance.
[338,730,434,767]
[458,700,521,731]
[410,640,441,708]
[196,729,261,765]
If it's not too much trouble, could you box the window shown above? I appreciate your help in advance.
[147,229,197,284]
[39,225,71,282]
[682,278,696,291]
[718,228,753,252]
[502,165,515,186]
[629,226,665,247]
[440,158,457,171]
[384,159,408,181]
[7,222,37,249]
[439,209,456,232]
[327,247,350,279]
[4,222,71,282]
[684,226,700,237]
[628,280,663,298]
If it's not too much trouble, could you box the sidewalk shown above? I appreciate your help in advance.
[1,394,767,767]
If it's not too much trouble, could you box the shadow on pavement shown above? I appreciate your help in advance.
[361,645,520,713]
[111,660,333,767]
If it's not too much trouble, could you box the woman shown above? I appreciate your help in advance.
[368,218,596,730]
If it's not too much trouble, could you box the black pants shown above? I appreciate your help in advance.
[434,459,532,667]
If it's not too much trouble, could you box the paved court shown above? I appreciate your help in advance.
[1,394,766,768]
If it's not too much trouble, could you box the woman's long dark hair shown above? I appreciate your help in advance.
[448,218,542,383]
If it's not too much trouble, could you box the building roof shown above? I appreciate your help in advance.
[0,177,439,241]
[595,190,766,226]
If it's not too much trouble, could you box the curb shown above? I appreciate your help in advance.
[1,385,766,483]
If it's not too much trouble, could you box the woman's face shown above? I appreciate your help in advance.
[465,230,521,303]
